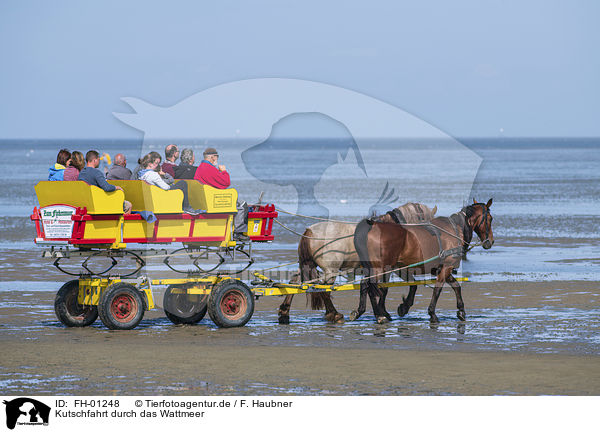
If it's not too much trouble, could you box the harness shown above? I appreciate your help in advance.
[421,212,466,261]
[386,208,406,224]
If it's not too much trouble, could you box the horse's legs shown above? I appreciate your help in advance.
[323,293,344,323]
[398,272,417,318]
[278,294,294,324]
[350,281,369,321]
[447,274,466,321]
[321,273,343,323]
[428,267,451,323]
[376,273,392,322]
[364,267,387,324]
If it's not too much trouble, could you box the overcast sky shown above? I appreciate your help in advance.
[0,0,598,139]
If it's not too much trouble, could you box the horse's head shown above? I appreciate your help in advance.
[466,198,494,249]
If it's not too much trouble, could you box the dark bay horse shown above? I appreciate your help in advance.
[352,199,494,323]
[277,203,437,324]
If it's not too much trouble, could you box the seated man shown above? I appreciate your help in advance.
[138,152,199,215]
[194,147,248,241]
[106,153,133,180]
[48,149,71,181]
[161,144,179,178]
[79,150,132,214]
[174,148,197,179]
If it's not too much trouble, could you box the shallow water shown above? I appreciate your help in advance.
[1,290,599,356]
[1,139,600,284]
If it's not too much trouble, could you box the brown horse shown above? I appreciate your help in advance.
[352,199,494,323]
[277,203,437,324]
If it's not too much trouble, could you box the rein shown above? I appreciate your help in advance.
[274,219,354,241]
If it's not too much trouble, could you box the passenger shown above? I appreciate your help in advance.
[193,147,231,189]
[106,153,132,180]
[173,148,197,179]
[194,147,249,241]
[63,151,85,181]
[161,144,179,178]
[138,153,199,215]
[79,150,132,214]
[130,157,143,180]
[131,151,174,184]
[48,149,71,181]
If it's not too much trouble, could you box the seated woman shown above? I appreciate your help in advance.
[48,149,71,181]
[138,152,199,215]
[63,150,85,181]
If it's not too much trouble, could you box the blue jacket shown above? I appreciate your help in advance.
[48,163,66,181]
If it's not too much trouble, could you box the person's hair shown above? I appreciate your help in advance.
[85,150,100,163]
[70,151,85,171]
[141,151,162,169]
[203,147,218,159]
[180,148,194,164]
[149,151,161,162]
[140,153,154,169]
[165,144,178,160]
[56,149,71,166]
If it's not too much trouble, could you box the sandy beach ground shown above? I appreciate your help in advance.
[1,280,599,395]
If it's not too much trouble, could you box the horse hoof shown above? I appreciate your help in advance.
[429,315,439,324]
[334,313,345,323]
[278,315,290,325]
[457,310,466,321]
[398,304,408,317]
[349,311,358,321]
[376,316,390,324]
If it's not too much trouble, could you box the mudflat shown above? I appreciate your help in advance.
[1,281,599,395]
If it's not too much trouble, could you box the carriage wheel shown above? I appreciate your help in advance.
[207,279,254,328]
[163,285,208,325]
[98,282,145,330]
[54,279,98,327]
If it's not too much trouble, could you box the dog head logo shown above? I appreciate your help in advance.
[3,398,50,429]
[114,78,481,218]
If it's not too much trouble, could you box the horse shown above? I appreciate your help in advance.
[277,203,437,324]
[352,199,494,324]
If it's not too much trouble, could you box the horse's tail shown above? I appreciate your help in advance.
[354,219,381,296]
[298,229,325,310]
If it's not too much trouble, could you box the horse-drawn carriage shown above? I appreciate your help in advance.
[31,179,278,329]
[31,179,492,330]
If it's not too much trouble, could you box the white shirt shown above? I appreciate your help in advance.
[140,170,170,190]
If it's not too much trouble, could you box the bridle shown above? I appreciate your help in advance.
[468,203,493,248]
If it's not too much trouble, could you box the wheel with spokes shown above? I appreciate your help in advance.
[98,282,145,330]
[54,279,98,327]
[207,279,254,328]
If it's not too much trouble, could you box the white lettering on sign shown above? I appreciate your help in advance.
[41,205,76,239]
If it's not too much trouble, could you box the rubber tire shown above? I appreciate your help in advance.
[207,279,254,328]
[163,285,208,325]
[98,282,145,330]
[54,279,98,327]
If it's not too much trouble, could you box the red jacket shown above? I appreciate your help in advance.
[194,160,231,189]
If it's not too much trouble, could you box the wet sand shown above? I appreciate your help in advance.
[1,281,599,395]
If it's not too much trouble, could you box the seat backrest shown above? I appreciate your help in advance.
[181,181,238,213]
[35,181,124,214]
[109,180,184,213]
